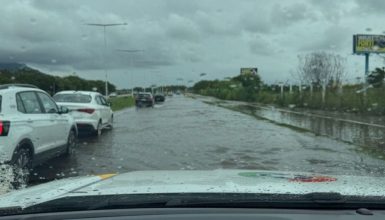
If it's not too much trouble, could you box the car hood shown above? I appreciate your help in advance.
[0,170,385,208]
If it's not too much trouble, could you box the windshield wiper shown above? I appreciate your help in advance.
[0,206,23,216]
[304,192,345,204]
[5,192,385,216]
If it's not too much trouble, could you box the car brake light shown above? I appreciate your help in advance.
[0,121,10,136]
[77,108,95,114]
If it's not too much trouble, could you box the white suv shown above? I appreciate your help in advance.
[53,91,113,136]
[0,84,77,185]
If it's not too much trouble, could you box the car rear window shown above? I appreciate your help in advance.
[138,94,151,98]
[53,94,92,103]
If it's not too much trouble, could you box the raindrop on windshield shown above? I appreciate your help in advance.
[81,34,88,41]
[51,59,57,64]
[30,18,37,25]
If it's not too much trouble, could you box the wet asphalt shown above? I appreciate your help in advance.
[29,95,385,184]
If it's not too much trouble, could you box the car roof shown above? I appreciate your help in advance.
[54,91,102,96]
[0,85,43,94]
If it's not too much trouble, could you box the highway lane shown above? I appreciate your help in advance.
[27,94,385,184]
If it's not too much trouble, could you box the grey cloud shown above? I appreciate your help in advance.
[239,13,271,33]
[353,0,385,14]
[300,26,352,51]
[246,35,275,56]
[165,13,202,41]
[310,0,354,22]
[271,3,314,26]
[0,0,380,87]
[194,10,238,36]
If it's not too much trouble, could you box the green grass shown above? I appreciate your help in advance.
[197,85,385,115]
[109,96,135,111]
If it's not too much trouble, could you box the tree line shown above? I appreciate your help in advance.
[193,73,262,101]
[0,67,116,95]
[192,51,385,114]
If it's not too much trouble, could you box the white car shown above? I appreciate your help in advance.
[0,84,77,185]
[53,91,114,136]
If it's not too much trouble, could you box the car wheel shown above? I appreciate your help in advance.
[94,120,102,137]
[65,129,77,156]
[109,116,114,129]
[11,147,32,189]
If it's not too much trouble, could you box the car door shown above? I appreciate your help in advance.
[98,96,111,124]
[17,91,53,155]
[94,95,106,124]
[36,92,68,147]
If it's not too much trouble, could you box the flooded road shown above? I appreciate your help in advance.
[30,95,385,184]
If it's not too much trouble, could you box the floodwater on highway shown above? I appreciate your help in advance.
[25,94,385,186]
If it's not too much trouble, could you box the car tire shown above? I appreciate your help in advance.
[109,116,114,129]
[11,147,32,189]
[94,120,102,137]
[65,129,77,156]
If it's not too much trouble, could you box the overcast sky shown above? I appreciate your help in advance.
[1,0,385,88]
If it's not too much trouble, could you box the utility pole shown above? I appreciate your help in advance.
[116,49,144,94]
[85,22,127,96]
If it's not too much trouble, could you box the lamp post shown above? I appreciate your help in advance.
[85,22,127,96]
[116,49,144,93]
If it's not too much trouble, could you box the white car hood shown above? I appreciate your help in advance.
[0,170,385,208]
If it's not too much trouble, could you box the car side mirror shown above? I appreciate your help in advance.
[107,101,112,107]
[59,106,69,114]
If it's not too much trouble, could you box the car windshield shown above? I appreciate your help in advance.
[2,0,385,215]
[53,94,92,103]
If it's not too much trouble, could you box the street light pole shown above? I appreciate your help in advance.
[116,49,144,92]
[86,22,127,96]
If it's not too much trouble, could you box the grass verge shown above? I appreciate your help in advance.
[202,99,309,133]
[109,96,135,111]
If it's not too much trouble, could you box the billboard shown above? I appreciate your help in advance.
[240,68,258,75]
[353,34,385,54]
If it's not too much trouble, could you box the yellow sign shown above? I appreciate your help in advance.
[354,34,385,54]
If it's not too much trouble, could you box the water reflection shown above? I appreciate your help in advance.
[250,105,385,148]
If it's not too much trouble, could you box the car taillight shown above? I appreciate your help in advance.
[77,108,95,114]
[0,121,10,136]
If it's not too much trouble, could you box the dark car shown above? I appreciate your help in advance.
[135,92,154,107]
[154,93,165,103]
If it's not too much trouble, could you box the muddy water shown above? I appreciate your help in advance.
[230,104,385,149]
[2,95,385,194]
